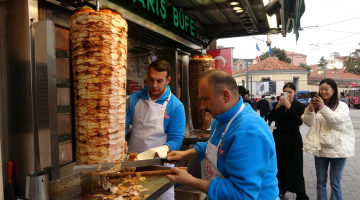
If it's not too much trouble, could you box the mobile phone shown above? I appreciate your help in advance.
[280,92,288,102]
[310,91,318,99]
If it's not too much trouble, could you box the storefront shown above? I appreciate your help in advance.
[0,0,305,198]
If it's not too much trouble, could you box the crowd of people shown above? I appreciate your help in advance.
[234,79,355,200]
[129,59,355,200]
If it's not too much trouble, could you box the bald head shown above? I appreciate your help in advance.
[198,69,239,98]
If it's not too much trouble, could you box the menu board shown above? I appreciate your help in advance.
[256,81,276,95]
[269,81,276,95]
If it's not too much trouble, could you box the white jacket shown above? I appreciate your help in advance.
[302,101,355,158]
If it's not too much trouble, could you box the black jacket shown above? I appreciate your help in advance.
[268,100,307,194]
[257,99,270,114]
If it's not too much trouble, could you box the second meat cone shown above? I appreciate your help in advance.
[189,58,215,130]
[70,11,127,174]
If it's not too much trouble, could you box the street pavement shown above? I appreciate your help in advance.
[267,109,360,200]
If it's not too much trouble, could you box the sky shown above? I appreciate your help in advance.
[217,0,360,65]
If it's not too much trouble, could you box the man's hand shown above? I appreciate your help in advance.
[166,167,195,185]
[167,151,187,162]
[167,148,197,162]
[166,167,211,193]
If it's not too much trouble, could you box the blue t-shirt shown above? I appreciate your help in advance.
[126,85,186,151]
[194,98,279,200]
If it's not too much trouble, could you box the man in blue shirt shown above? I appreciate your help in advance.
[166,69,279,200]
[126,59,185,200]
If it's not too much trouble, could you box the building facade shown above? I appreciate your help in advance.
[285,51,307,66]
[233,58,308,98]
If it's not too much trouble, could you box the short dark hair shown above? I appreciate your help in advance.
[319,78,339,110]
[271,96,275,100]
[238,86,246,95]
[198,69,239,97]
[276,96,280,101]
[340,92,345,97]
[148,59,171,77]
[262,95,266,98]
[283,82,296,91]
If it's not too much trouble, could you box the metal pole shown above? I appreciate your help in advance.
[323,59,326,79]
[245,61,249,90]
[250,76,253,95]
[96,0,100,11]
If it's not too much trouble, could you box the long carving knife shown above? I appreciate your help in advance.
[72,158,177,174]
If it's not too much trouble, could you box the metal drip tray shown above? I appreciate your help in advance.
[58,166,174,200]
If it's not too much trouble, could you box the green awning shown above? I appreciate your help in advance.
[283,0,306,42]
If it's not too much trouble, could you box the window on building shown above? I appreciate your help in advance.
[293,77,299,90]
[239,64,243,70]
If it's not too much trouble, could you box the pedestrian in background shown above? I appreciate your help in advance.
[257,95,270,122]
[238,86,253,107]
[238,86,246,98]
[251,97,258,110]
[302,78,355,200]
[269,96,277,110]
[340,92,349,108]
[268,82,309,200]
[268,96,277,126]
[349,97,355,109]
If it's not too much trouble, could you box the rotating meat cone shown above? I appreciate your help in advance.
[189,57,215,130]
[70,11,127,174]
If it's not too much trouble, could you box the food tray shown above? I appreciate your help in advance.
[69,166,174,200]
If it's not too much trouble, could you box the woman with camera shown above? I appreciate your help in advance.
[302,78,355,200]
[268,82,309,200]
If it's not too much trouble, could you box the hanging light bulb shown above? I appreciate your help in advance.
[233,6,242,11]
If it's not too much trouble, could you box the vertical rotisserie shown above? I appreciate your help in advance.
[70,7,127,168]
[189,55,215,130]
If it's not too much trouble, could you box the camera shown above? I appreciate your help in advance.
[280,92,288,102]
[310,91,318,99]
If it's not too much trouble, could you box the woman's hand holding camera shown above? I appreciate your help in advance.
[312,96,324,107]
[276,97,291,110]
[308,96,324,111]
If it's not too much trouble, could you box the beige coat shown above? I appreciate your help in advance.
[302,101,355,158]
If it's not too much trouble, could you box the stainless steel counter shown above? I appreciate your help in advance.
[51,166,174,200]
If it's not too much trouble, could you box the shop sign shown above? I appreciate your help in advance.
[130,0,209,44]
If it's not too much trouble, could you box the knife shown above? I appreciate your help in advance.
[72,158,178,174]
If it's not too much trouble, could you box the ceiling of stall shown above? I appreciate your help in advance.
[48,0,305,47]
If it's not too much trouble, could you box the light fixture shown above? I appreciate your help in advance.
[263,0,281,17]
[263,0,278,28]
[228,0,258,33]
[232,6,242,11]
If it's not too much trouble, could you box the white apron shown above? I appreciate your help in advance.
[205,104,244,180]
[128,92,174,200]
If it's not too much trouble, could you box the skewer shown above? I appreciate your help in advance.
[95,0,100,11]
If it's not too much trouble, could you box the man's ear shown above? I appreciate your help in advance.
[221,90,231,103]
[166,76,171,85]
